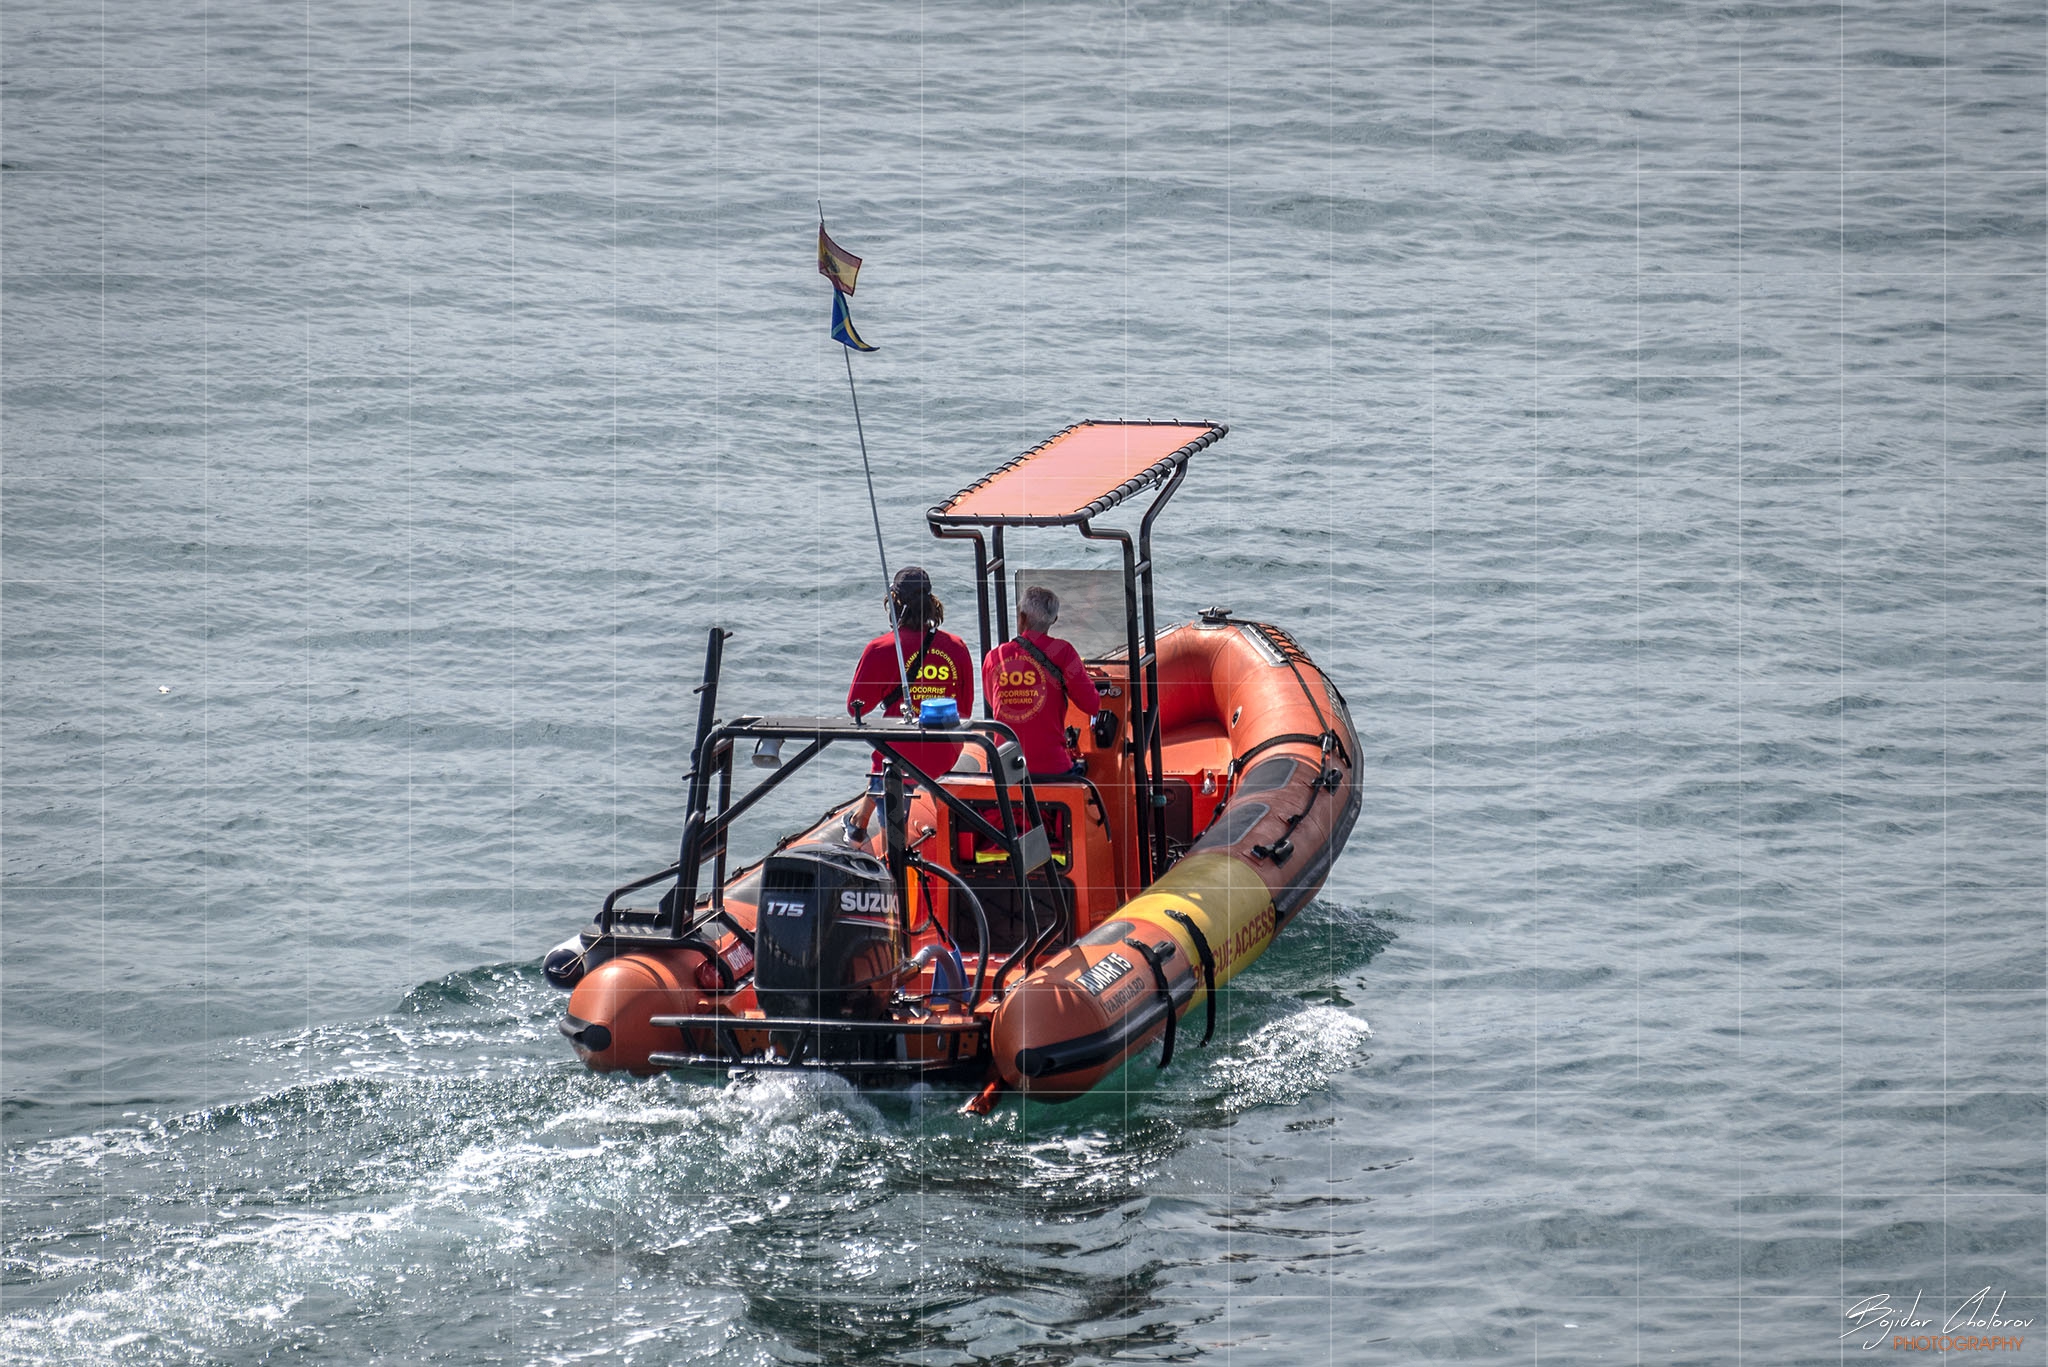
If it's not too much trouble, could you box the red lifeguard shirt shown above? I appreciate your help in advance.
[982,630,1101,775]
[847,626,975,777]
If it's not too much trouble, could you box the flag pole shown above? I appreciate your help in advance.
[826,210,915,721]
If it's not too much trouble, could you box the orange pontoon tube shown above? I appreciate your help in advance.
[546,422,1360,1106]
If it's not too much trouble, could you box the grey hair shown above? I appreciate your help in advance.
[1019,585,1060,633]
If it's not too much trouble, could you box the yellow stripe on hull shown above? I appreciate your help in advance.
[1113,850,1279,1008]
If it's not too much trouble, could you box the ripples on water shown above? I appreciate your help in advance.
[2,916,1383,1365]
[4,0,2045,1360]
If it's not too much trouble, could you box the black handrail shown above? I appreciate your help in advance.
[676,627,733,901]
[706,737,827,838]
[866,727,1052,974]
[1077,521,1148,882]
[599,861,683,930]
[1076,452,1185,892]
[904,853,992,1008]
[927,523,993,664]
[656,716,1046,950]
[991,525,1011,650]
[1135,459,1189,879]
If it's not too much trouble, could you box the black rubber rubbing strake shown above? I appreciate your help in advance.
[1122,937,1178,1069]
[558,1015,612,1054]
[1226,731,1333,781]
[1161,908,1218,1046]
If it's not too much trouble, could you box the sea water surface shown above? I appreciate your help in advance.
[1,0,2044,1362]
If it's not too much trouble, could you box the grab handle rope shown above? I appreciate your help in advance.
[1160,907,1218,1047]
[1122,936,1179,1070]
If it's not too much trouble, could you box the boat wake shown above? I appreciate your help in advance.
[2,903,1382,1365]
[1207,1006,1376,1114]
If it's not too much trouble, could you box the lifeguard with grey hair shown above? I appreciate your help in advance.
[982,584,1102,776]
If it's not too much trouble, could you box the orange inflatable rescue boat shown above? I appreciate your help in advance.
[545,423,1361,1106]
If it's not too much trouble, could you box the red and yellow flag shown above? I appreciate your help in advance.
[817,224,861,295]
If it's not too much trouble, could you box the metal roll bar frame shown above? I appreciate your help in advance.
[927,421,1224,887]
[595,631,1069,1004]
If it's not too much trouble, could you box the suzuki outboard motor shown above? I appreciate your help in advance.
[753,845,906,1043]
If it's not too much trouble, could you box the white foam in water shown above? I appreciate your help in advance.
[228,1297,302,1325]
[8,1124,170,1180]
[1209,1006,1374,1113]
[1,985,1274,1363]
[721,1068,884,1130]
[544,1100,693,1131]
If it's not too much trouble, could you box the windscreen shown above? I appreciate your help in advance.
[1011,569,1129,661]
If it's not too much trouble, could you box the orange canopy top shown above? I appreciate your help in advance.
[930,422,1224,526]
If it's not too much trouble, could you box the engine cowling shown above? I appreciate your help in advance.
[753,844,906,1033]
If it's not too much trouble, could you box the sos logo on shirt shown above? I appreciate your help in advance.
[910,657,957,704]
[993,661,1051,723]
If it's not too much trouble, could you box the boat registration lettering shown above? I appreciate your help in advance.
[1077,952,1134,997]
[1100,978,1146,1014]
[763,899,808,918]
[1219,905,1277,972]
